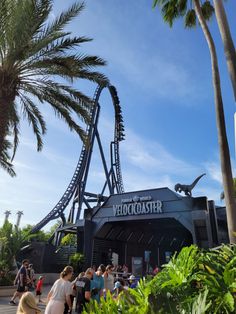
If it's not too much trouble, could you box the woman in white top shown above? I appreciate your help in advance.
[45,266,73,314]
[103,265,114,292]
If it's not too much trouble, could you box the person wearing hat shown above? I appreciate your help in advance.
[112,281,124,299]
[35,276,44,303]
[128,275,137,289]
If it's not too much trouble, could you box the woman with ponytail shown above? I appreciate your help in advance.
[45,266,73,314]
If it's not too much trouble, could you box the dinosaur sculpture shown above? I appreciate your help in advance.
[174,173,206,197]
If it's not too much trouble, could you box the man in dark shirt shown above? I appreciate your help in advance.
[9,259,29,305]
[75,268,93,313]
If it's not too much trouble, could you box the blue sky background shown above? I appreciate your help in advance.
[1,0,236,229]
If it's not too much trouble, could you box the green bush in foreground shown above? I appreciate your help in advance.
[83,244,236,313]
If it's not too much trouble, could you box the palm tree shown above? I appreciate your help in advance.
[153,0,236,243]
[213,0,236,101]
[0,0,108,175]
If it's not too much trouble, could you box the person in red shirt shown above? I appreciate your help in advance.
[36,276,44,303]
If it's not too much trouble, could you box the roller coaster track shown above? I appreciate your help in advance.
[32,84,124,233]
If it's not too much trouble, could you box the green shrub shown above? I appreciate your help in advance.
[0,273,15,286]
[81,244,236,313]
[69,252,85,273]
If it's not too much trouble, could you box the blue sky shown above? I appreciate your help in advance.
[1,0,236,229]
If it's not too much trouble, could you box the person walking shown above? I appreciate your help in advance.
[75,268,93,314]
[35,276,44,303]
[16,291,41,314]
[45,266,73,314]
[10,259,29,305]
[103,265,114,293]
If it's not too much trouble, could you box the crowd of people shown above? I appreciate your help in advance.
[46,263,139,314]
[9,259,153,314]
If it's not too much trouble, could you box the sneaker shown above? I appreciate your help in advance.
[9,300,16,305]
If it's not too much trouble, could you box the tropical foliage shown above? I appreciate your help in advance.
[83,245,236,313]
[0,0,108,175]
[84,281,152,314]
[69,252,84,273]
[152,0,215,28]
[150,245,236,313]
[20,224,52,242]
[0,221,53,285]
[0,221,28,285]
[61,233,77,246]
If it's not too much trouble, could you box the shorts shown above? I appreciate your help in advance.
[17,284,25,293]
[36,290,42,295]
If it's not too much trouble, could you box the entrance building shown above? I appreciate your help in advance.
[78,187,226,272]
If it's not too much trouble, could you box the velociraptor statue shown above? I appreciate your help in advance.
[174,173,206,197]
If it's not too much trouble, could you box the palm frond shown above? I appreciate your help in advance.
[42,96,87,141]
[162,1,179,27]
[70,69,108,85]
[201,1,214,21]
[178,0,188,16]
[21,81,93,109]
[35,36,92,57]
[20,94,45,151]
[185,9,197,28]
[39,86,91,123]
[42,2,85,39]
[4,0,49,63]
[0,138,16,177]
[0,0,107,175]
[20,80,91,123]
[20,81,88,138]
[0,157,16,177]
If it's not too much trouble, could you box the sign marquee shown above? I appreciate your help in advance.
[113,195,163,217]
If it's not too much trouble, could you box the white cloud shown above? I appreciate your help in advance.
[121,129,199,176]
[205,161,222,184]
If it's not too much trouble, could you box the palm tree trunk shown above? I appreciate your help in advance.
[194,0,236,243]
[213,0,236,101]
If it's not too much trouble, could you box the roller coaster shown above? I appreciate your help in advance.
[31,84,125,245]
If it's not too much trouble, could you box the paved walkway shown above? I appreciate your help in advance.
[0,285,75,314]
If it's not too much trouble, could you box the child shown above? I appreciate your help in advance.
[35,276,44,303]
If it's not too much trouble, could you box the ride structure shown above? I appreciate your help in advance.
[31,84,125,245]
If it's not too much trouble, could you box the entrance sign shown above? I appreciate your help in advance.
[113,195,163,217]
[132,257,143,275]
